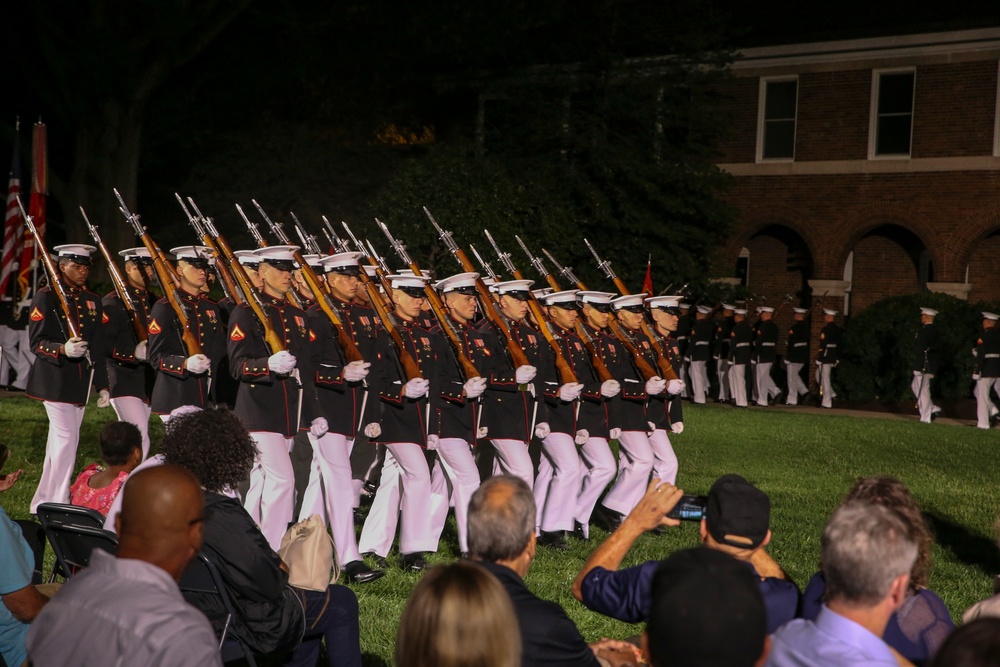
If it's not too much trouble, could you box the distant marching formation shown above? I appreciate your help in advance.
[13,189,1000,582]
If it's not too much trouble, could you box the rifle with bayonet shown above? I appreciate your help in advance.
[484,230,578,385]
[583,239,679,381]
[377,219,480,380]
[177,195,243,306]
[321,217,351,254]
[238,204,270,249]
[247,201,309,310]
[290,212,324,257]
[82,206,148,344]
[252,200,365,363]
[341,222,395,310]
[469,244,499,282]
[114,188,202,357]
[422,207,530,370]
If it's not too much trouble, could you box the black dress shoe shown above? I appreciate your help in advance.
[400,552,428,572]
[460,552,470,560]
[573,521,589,541]
[593,505,623,532]
[363,552,389,570]
[342,560,385,584]
[537,530,569,550]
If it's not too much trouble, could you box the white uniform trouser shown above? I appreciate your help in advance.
[358,442,436,557]
[244,432,296,551]
[911,372,939,423]
[574,437,616,536]
[729,364,748,407]
[689,360,709,404]
[603,431,654,516]
[490,438,533,490]
[296,433,362,565]
[679,359,690,398]
[533,432,581,533]
[30,402,86,512]
[647,428,678,484]
[975,377,1000,429]
[0,326,33,389]
[755,362,780,406]
[428,438,481,553]
[817,364,836,408]
[785,362,808,405]
[110,396,152,460]
[716,359,731,401]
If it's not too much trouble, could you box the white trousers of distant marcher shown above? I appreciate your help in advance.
[0,326,33,389]
[679,359,690,398]
[817,364,836,408]
[911,372,939,424]
[785,362,808,405]
[975,376,1000,429]
[689,360,709,404]
[716,358,731,401]
[574,437,616,537]
[30,402,86,513]
[647,428,678,484]
[729,364,748,407]
[358,442,436,557]
[428,438,481,553]
[490,438,533,489]
[110,396,152,460]
[296,432,362,565]
[244,431,296,551]
[533,432,580,533]
[755,362,780,406]
[603,431,654,516]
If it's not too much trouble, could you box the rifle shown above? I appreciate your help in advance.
[81,206,147,344]
[114,188,203,357]
[377,219,480,380]
[341,222,395,308]
[422,207,530,369]
[247,202,312,310]
[237,204,269,249]
[290,212,324,257]
[583,239,679,381]
[321,216,351,254]
[252,200,365,363]
[469,244,499,282]
[176,195,243,306]
[484,230,578,385]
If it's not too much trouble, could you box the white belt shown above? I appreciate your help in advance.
[735,343,750,348]
[792,343,808,347]
[761,342,776,347]
[986,354,1000,359]
[695,341,709,346]
[825,344,837,348]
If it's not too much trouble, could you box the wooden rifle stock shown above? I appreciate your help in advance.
[357,255,422,379]
[609,274,679,381]
[81,207,147,343]
[134,233,202,356]
[18,197,80,340]
[287,248,364,363]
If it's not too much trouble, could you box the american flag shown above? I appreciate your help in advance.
[0,125,23,299]
[18,121,46,302]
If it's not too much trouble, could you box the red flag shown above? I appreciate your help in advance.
[641,257,653,295]
[1,122,23,299]
[18,121,46,301]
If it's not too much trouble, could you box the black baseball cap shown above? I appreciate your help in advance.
[706,474,770,550]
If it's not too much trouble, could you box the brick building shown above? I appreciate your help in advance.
[713,27,1000,358]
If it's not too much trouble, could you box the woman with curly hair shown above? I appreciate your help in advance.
[800,476,953,665]
[162,408,361,667]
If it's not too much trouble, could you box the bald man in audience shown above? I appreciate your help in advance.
[26,465,223,666]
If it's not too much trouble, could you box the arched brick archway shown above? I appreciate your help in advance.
[843,224,931,313]
[958,212,1000,304]
[835,203,942,275]
[718,207,821,281]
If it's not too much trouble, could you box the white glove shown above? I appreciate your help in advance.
[310,417,329,437]
[667,379,685,395]
[672,421,685,434]
[97,389,111,408]
[973,373,981,381]
[364,423,382,438]
[609,427,621,440]
[268,350,297,374]
[913,370,921,377]
[648,421,656,431]
[463,376,488,399]
[558,382,584,402]
[477,426,489,438]
[816,360,823,366]
[645,377,667,395]
[64,337,89,358]
[574,429,590,445]
[600,379,621,398]
[534,422,551,439]
[343,361,371,382]
[134,340,148,361]
[185,354,212,374]
[426,434,440,450]
[404,377,430,399]
[515,365,537,383]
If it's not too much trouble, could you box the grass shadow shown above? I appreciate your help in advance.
[926,512,1000,577]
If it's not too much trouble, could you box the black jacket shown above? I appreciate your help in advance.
[819,322,842,364]
[102,287,155,402]
[975,327,1000,378]
[912,322,939,374]
[785,320,810,364]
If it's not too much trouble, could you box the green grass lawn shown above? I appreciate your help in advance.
[2,396,999,665]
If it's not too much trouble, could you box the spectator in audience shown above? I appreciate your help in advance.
[0,459,48,667]
[69,421,143,516]
[930,618,1000,667]
[644,547,770,667]
[162,407,362,667]
[396,561,521,667]
[800,476,952,664]
[573,474,799,633]
[468,475,640,667]
[767,502,918,667]
[26,465,222,666]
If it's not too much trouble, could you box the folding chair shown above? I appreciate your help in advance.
[36,503,118,580]
[179,553,259,667]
